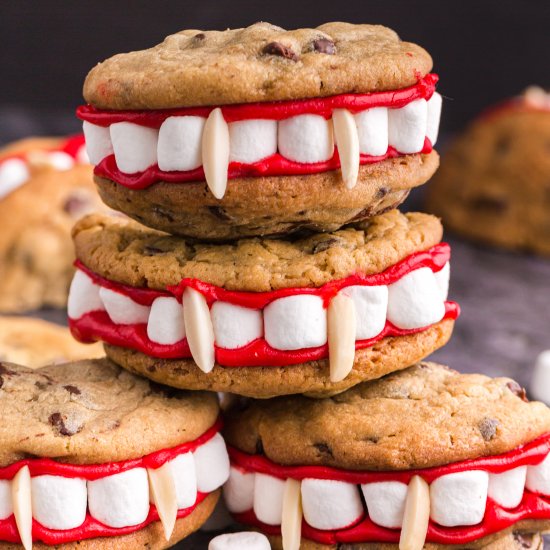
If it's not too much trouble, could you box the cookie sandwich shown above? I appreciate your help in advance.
[0,316,103,368]
[222,363,550,549]
[78,22,442,240]
[0,359,230,549]
[427,86,550,256]
[0,136,109,312]
[68,210,458,398]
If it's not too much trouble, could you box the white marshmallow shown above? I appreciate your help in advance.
[223,466,255,513]
[264,295,327,351]
[301,478,363,531]
[426,92,443,146]
[211,302,263,349]
[434,262,451,301]
[194,433,230,493]
[170,452,197,509]
[76,144,90,164]
[526,453,550,496]
[200,499,234,531]
[88,467,150,528]
[488,466,526,508]
[67,270,105,319]
[388,99,428,154]
[253,473,285,526]
[157,116,205,172]
[530,351,550,405]
[0,158,29,199]
[83,121,114,165]
[47,151,74,171]
[147,296,186,345]
[387,267,445,330]
[278,115,334,163]
[31,475,87,530]
[343,285,388,340]
[99,287,151,325]
[110,122,158,174]
[361,481,407,529]
[229,119,278,163]
[0,480,13,520]
[430,470,489,527]
[355,107,389,156]
[209,532,271,550]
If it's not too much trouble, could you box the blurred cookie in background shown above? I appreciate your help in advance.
[0,316,103,367]
[426,87,550,256]
[0,135,112,312]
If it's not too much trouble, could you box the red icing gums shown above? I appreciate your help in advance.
[70,245,459,367]
[77,75,438,127]
[230,433,550,545]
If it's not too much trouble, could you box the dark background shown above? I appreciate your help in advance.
[0,0,549,144]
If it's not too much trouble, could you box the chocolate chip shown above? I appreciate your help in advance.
[312,38,336,55]
[255,437,265,455]
[513,532,535,548]
[312,238,340,254]
[0,364,15,376]
[506,380,529,402]
[63,385,81,395]
[193,32,206,42]
[313,442,334,458]
[208,205,232,221]
[262,42,298,61]
[0,377,3,390]
[35,381,51,391]
[478,417,499,441]
[152,206,175,222]
[143,245,165,256]
[376,186,390,200]
[49,412,80,437]
[146,364,157,373]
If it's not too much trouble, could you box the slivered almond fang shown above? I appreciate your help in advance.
[202,107,229,199]
[282,478,302,550]
[399,475,430,550]
[12,466,32,550]
[148,463,178,541]
[328,292,356,382]
[333,109,360,189]
[182,287,215,373]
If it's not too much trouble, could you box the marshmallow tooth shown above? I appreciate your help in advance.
[530,351,550,405]
[355,107,389,156]
[47,151,74,171]
[223,466,255,514]
[209,532,271,550]
[158,116,205,172]
[32,475,87,530]
[328,292,356,383]
[434,262,451,301]
[83,121,113,165]
[526,453,550,496]
[332,109,360,189]
[388,99,428,154]
[147,296,186,345]
[430,470,488,527]
[426,92,443,146]
[67,270,105,319]
[387,267,445,330]
[99,287,150,325]
[211,302,263,349]
[264,295,327,351]
[229,119,278,163]
[110,122,158,174]
[301,478,363,530]
[343,285,388,340]
[0,480,13,520]
[488,466,526,509]
[148,462,178,540]
[12,466,32,550]
[278,114,334,163]
[202,108,229,199]
[0,158,29,199]
[194,433,230,493]
[399,476,430,550]
[282,479,302,550]
[88,467,150,528]
[182,287,215,373]
[170,452,197,509]
[253,473,285,526]
[362,481,407,529]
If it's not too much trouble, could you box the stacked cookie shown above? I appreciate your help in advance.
[50,21,549,549]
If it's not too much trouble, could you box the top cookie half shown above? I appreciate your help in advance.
[79,22,440,239]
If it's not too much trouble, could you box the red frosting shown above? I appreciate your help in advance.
[230,433,550,545]
[70,245,459,367]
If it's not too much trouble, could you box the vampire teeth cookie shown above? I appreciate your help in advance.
[68,209,458,398]
[78,22,441,240]
[0,136,111,313]
[222,363,550,549]
[0,317,103,368]
[0,358,229,549]
[427,86,550,256]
